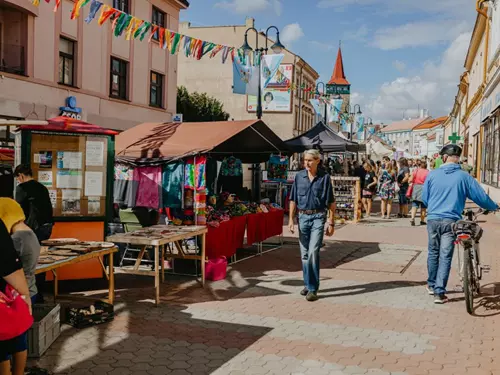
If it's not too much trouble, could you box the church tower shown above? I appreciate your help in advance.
[326,45,350,130]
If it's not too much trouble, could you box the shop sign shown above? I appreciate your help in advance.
[326,84,350,95]
[172,114,183,123]
[59,96,82,120]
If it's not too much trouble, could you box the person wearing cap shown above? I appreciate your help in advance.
[289,149,336,302]
[0,198,41,304]
[422,144,499,304]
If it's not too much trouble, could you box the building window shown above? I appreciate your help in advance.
[113,0,129,13]
[110,57,128,100]
[482,117,500,187]
[152,7,165,41]
[150,71,164,108]
[58,37,75,86]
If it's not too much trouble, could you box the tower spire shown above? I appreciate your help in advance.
[328,44,349,85]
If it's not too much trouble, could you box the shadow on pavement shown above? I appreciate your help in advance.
[278,280,427,300]
[29,297,272,375]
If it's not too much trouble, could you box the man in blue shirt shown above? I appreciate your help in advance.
[422,144,499,304]
[289,149,336,302]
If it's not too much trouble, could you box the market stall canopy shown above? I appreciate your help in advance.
[17,116,119,136]
[284,121,366,153]
[115,120,290,164]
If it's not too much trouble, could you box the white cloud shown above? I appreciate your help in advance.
[280,23,304,49]
[342,24,369,43]
[392,60,406,72]
[309,40,335,51]
[272,0,283,16]
[358,32,470,122]
[214,0,282,15]
[317,0,474,18]
[372,20,470,50]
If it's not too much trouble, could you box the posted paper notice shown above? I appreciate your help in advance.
[85,171,103,196]
[57,170,82,189]
[86,140,104,166]
[88,197,101,215]
[38,171,53,187]
[57,151,83,170]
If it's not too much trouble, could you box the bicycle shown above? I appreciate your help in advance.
[453,208,491,315]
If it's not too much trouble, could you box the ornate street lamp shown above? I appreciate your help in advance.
[240,25,285,200]
[344,104,362,140]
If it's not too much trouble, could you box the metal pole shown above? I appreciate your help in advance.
[350,116,353,140]
[324,100,328,125]
[257,52,262,120]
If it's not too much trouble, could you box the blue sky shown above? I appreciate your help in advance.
[180,0,477,123]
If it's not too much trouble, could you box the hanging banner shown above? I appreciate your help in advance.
[328,99,343,122]
[33,0,236,64]
[261,54,284,90]
[310,99,323,116]
[248,64,293,113]
[356,115,365,141]
[232,56,259,96]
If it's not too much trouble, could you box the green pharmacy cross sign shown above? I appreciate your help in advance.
[448,132,462,144]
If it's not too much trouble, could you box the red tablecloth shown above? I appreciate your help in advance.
[246,210,284,244]
[206,216,247,259]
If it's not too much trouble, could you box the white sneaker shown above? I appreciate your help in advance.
[426,286,434,295]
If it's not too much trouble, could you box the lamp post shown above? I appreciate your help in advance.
[241,26,285,201]
[240,26,285,120]
[344,104,362,141]
[315,82,328,125]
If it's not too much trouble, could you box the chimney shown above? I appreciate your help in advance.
[245,17,255,28]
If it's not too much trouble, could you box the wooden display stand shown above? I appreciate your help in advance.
[331,176,361,224]
[16,117,117,280]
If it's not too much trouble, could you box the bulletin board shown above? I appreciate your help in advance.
[29,133,109,218]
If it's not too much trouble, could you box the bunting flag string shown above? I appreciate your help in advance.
[32,0,238,64]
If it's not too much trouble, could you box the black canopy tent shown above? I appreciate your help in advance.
[284,121,366,153]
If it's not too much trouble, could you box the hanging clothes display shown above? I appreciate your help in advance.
[162,162,184,209]
[134,166,162,208]
[268,155,288,181]
[114,164,137,208]
[0,165,14,198]
[184,156,207,191]
[218,156,243,194]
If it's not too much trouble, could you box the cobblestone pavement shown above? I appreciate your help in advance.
[31,212,500,375]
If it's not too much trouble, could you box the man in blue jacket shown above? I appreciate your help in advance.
[422,144,499,304]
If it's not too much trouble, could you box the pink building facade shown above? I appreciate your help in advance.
[0,0,188,135]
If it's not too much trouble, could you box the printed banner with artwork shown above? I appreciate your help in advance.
[248,64,293,113]
[233,55,259,96]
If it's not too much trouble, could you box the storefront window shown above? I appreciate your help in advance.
[482,116,500,187]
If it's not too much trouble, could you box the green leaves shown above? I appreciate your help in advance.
[176,86,230,122]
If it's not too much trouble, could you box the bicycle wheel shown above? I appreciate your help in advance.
[463,247,475,315]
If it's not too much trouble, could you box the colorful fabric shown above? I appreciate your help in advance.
[220,156,243,177]
[115,165,133,181]
[378,170,396,200]
[184,157,207,191]
[134,166,161,208]
[162,162,184,208]
[268,155,288,180]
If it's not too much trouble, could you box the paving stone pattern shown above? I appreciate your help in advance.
[30,213,500,375]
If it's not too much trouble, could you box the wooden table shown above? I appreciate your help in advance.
[36,247,118,305]
[106,225,208,305]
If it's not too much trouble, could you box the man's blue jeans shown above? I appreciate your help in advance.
[298,213,326,293]
[427,219,457,295]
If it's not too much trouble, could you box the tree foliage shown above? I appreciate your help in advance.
[176,86,230,122]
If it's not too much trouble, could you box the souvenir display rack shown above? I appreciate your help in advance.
[331,176,361,224]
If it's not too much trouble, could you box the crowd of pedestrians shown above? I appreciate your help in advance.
[352,155,436,224]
